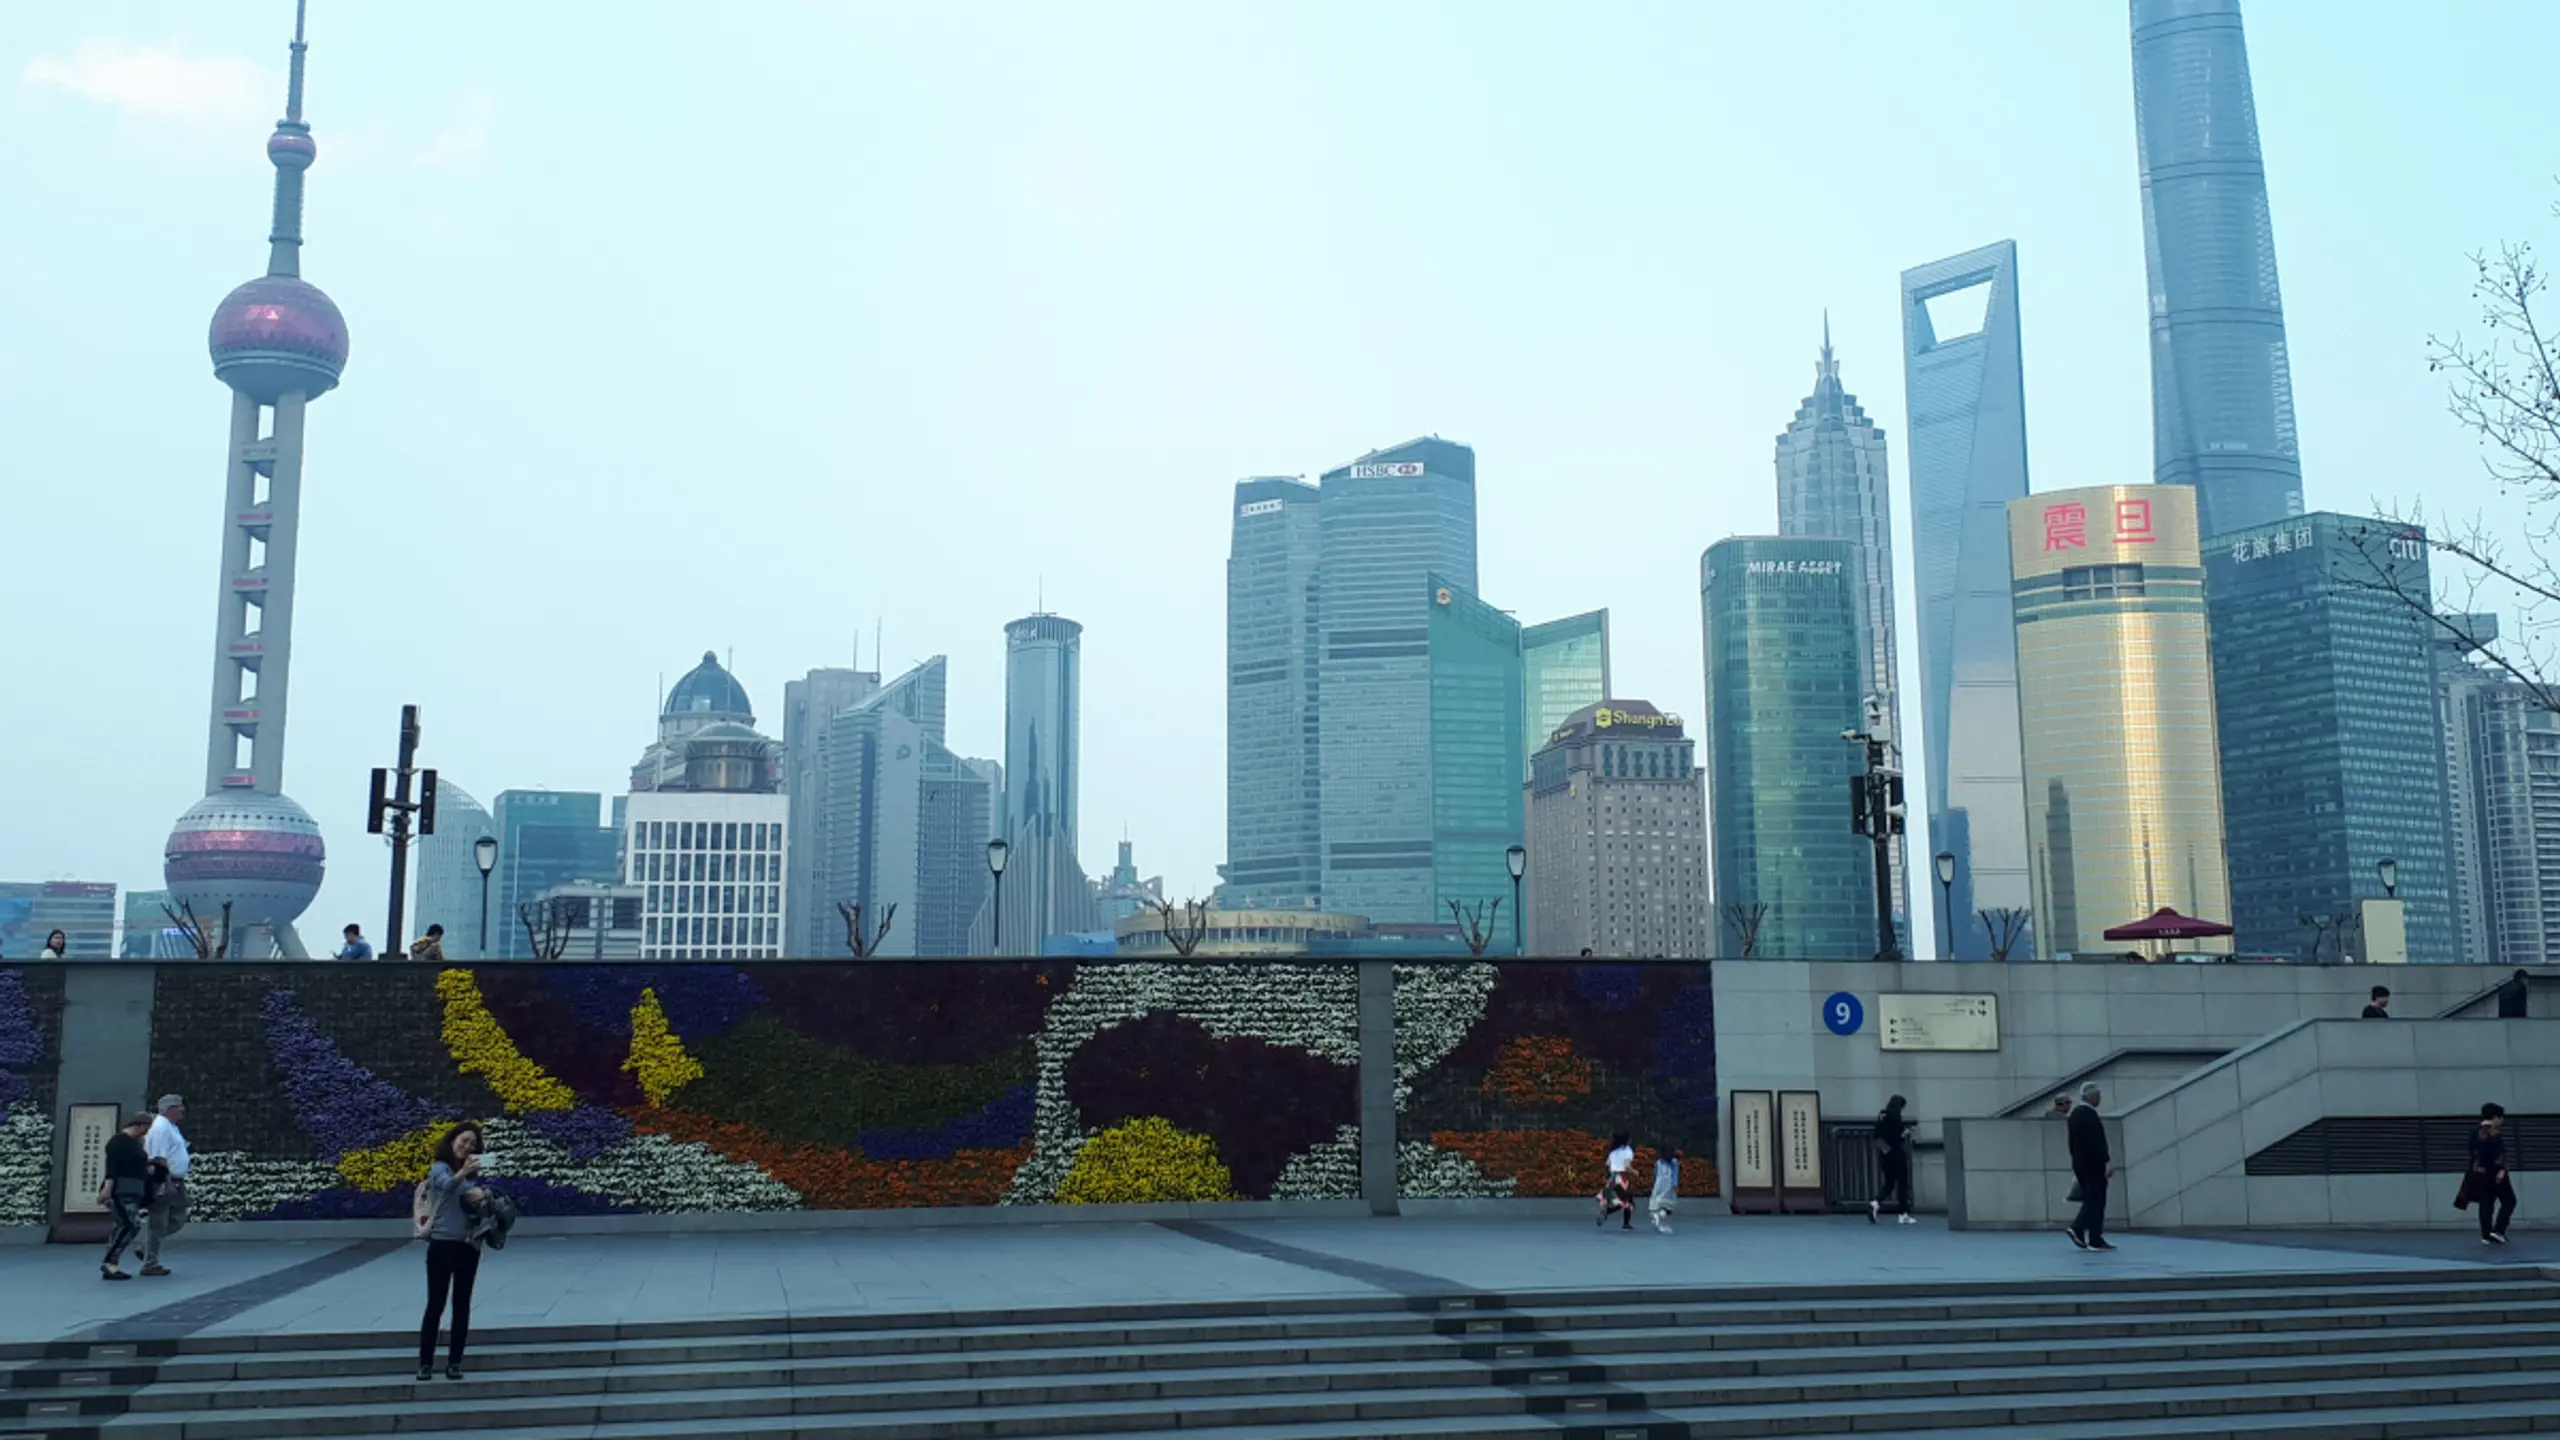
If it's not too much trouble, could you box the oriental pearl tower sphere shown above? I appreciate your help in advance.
[163,1,346,959]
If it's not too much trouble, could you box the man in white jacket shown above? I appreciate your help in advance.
[139,1094,191,1276]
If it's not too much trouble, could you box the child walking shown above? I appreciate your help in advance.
[1596,1133,1637,1230]
[1648,1145,1680,1233]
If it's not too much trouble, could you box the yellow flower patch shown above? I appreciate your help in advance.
[1056,1116,1234,1205]
[435,968,575,1112]
[336,1123,446,1192]
[622,986,704,1107]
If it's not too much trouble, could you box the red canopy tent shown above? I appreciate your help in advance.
[2102,907,2235,943]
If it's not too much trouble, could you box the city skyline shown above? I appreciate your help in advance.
[7,3,2557,934]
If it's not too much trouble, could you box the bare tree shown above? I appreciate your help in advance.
[2358,190,2560,708]
[1979,907,2032,963]
[837,901,897,957]
[160,900,232,960]
[1149,897,1211,958]
[519,898,572,962]
[1719,902,1769,959]
[1446,897,1503,957]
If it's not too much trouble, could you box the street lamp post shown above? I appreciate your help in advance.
[986,839,1011,955]
[2376,856,2398,899]
[473,835,498,954]
[1505,844,1527,957]
[1933,851,1957,959]
[1846,724,1906,962]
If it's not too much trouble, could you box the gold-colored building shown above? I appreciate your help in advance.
[2006,484,2232,956]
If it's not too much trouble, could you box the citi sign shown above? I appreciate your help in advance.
[1348,461,1426,479]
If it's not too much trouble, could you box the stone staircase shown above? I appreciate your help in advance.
[5,1267,2559,1439]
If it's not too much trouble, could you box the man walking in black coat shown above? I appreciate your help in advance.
[2067,1084,2115,1251]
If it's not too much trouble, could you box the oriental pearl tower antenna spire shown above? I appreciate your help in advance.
[163,0,349,960]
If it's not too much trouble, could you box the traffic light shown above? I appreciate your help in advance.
[417,769,439,836]
[366,767,388,834]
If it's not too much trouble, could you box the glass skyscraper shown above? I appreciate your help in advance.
[2008,484,2231,956]
[1521,610,1610,769]
[2132,0,2304,539]
[412,781,494,956]
[812,658,965,956]
[1428,576,1525,928]
[1777,322,1906,948]
[1224,476,1324,909]
[1316,438,1479,923]
[1701,537,1876,959]
[489,790,622,957]
[2204,515,2454,961]
[1901,242,2034,957]
[987,613,1093,950]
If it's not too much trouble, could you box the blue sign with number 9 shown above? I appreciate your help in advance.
[1823,992,1864,1036]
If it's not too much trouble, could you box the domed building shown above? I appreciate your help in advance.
[623,651,790,959]
[631,651,758,791]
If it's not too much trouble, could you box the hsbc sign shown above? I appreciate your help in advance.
[1349,461,1425,479]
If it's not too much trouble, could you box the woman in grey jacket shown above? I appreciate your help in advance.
[417,1123,488,1381]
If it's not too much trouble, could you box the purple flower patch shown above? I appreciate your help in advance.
[1574,965,1645,1013]
[854,1084,1034,1161]
[527,1105,631,1160]
[0,970,38,1108]
[535,966,762,1043]
[262,987,439,1158]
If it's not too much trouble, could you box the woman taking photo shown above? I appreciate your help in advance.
[417,1123,488,1380]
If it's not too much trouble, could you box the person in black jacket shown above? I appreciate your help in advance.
[2066,1084,2115,1251]
[2497,971,2531,1019]
[98,1112,155,1280]
[1870,1095,1915,1225]
[2469,1103,2517,1244]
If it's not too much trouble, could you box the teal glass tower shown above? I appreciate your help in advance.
[1702,537,1876,958]
[1521,611,1610,772]
[2204,515,2453,961]
[1429,576,1526,927]
[1316,438,1479,923]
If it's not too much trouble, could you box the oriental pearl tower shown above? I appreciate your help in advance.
[162,1,346,958]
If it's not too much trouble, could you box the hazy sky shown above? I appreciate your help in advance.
[4,1,2555,946]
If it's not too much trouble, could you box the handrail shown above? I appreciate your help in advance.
[2434,970,2548,1019]
[1993,1047,2229,1118]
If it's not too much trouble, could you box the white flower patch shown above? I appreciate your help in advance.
[478,1117,800,1213]
[1005,963,1360,1204]
[1268,1123,1361,1201]
[1390,963,1498,1109]
[0,1104,53,1227]
[184,1152,341,1222]
[1397,1139,1512,1199]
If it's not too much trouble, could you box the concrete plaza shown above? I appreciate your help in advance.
[2,1210,2547,1352]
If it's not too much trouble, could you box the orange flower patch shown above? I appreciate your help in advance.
[1479,1035,1593,1105]
[1431,1129,1719,1198]
[632,1107,1030,1209]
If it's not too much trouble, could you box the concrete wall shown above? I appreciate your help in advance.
[1713,961,2520,1213]
[1948,1018,2560,1229]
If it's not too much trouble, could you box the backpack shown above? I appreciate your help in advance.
[411,1178,435,1241]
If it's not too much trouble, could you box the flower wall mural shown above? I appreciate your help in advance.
[1395,962,1718,1198]
[48,959,1715,1224]
[135,961,1384,1220]
[0,968,66,1227]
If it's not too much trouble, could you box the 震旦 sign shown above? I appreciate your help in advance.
[1349,461,1425,478]
[1237,499,1284,518]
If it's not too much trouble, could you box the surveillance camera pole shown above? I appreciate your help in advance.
[1848,725,1904,962]
[366,704,438,957]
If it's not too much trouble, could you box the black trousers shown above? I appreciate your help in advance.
[2073,1172,2109,1244]
[103,1195,144,1267]
[420,1240,482,1366]
[1876,1150,1913,1214]
[2476,1175,2518,1240]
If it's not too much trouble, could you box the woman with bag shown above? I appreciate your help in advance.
[415,1123,489,1380]
[2465,1104,2518,1245]
[98,1112,155,1279]
[1870,1095,1916,1224]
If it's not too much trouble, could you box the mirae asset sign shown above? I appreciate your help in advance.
[1348,461,1426,478]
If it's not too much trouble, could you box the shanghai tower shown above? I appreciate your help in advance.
[2131,0,2303,539]
[162,1,347,958]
